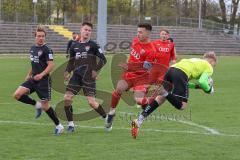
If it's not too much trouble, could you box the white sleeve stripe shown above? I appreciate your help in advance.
[98,48,104,54]
[49,54,53,59]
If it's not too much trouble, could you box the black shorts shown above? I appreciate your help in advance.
[21,77,51,101]
[163,67,189,102]
[66,73,96,97]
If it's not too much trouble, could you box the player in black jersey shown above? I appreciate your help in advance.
[63,22,107,132]
[13,26,64,135]
[66,32,78,58]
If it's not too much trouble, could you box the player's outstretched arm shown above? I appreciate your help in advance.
[198,72,214,94]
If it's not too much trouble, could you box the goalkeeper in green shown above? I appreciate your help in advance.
[131,51,217,138]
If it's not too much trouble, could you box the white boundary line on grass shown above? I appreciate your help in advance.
[0,103,236,137]
[119,111,220,135]
[176,119,220,135]
[0,120,239,137]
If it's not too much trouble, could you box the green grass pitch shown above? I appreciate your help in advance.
[0,54,239,160]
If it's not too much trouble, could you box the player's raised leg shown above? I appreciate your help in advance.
[13,84,42,118]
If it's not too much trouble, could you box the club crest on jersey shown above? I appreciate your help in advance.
[140,49,145,55]
[85,45,90,51]
[38,50,43,56]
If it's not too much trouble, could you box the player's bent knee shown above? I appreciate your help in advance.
[173,102,187,110]
[13,92,21,100]
[87,97,98,108]
[155,96,165,104]
[41,100,50,111]
[180,102,187,110]
[134,98,143,105]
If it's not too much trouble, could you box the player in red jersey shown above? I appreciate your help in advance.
[146,28,177,86]
[135,28,178,109]
[152,28,176,67]
[105,23,156,131]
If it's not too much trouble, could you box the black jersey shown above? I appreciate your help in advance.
[167,37,174,42]
[29,44,54,76]
[66,40,107,76]
[66,39,77,54]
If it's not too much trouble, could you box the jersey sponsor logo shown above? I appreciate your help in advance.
[38,50,43,56]
[130,49,140,59]
[30,55,39,63]
[158,47,169,53]
[85,45,90,51]
[140,49,145,55]
[75,52,87,59]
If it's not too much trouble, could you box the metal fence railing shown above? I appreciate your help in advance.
[178,17,240,35]
[1,12,240,35]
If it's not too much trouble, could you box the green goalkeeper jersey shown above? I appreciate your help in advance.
[172,58,213,92]
[172,58,213,80]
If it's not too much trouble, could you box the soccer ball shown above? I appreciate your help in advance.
[208,77,214,87]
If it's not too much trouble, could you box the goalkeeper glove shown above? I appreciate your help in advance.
[205,86,214,94]
[143,61,152,70]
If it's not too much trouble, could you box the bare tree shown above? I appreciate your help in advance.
[71,0,77,22]
[140,0,144,17]
[183,0,189,17]
[202,0,207,18]
[190,0,193,17]
[152,0,157,14]
[230,0,240,27]
[219,0,227,23]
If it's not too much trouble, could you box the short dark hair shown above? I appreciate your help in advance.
[160,28,170,34]
[138,23,152,31]
[35,25,46,37]
[72,32,77,35]
[82,22,93,29]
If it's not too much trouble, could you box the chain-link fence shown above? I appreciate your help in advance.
[0,0,239,35]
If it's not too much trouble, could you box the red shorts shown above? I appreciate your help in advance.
[122,71,150,88]
[131,85,149,93]
[148,64,168,84]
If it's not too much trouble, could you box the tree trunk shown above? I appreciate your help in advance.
[152,0,157,14]
[140,0,144,18]
[71,0,77,22]
[190,0,193,18]
[230,0,240,26]
[176,0,181,17]
[127,0,132,16]
[183,0,189,17]
[219,0,227,23]
[202,0,207,19]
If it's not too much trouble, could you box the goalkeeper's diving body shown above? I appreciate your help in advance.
[131,51,217,138]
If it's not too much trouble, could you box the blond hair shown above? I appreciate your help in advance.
[34,25,46,37]
[203,51,217,62]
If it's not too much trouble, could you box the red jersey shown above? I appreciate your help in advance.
[152,39,176,67]
[122,38,155,87]
[128,38,155,63]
